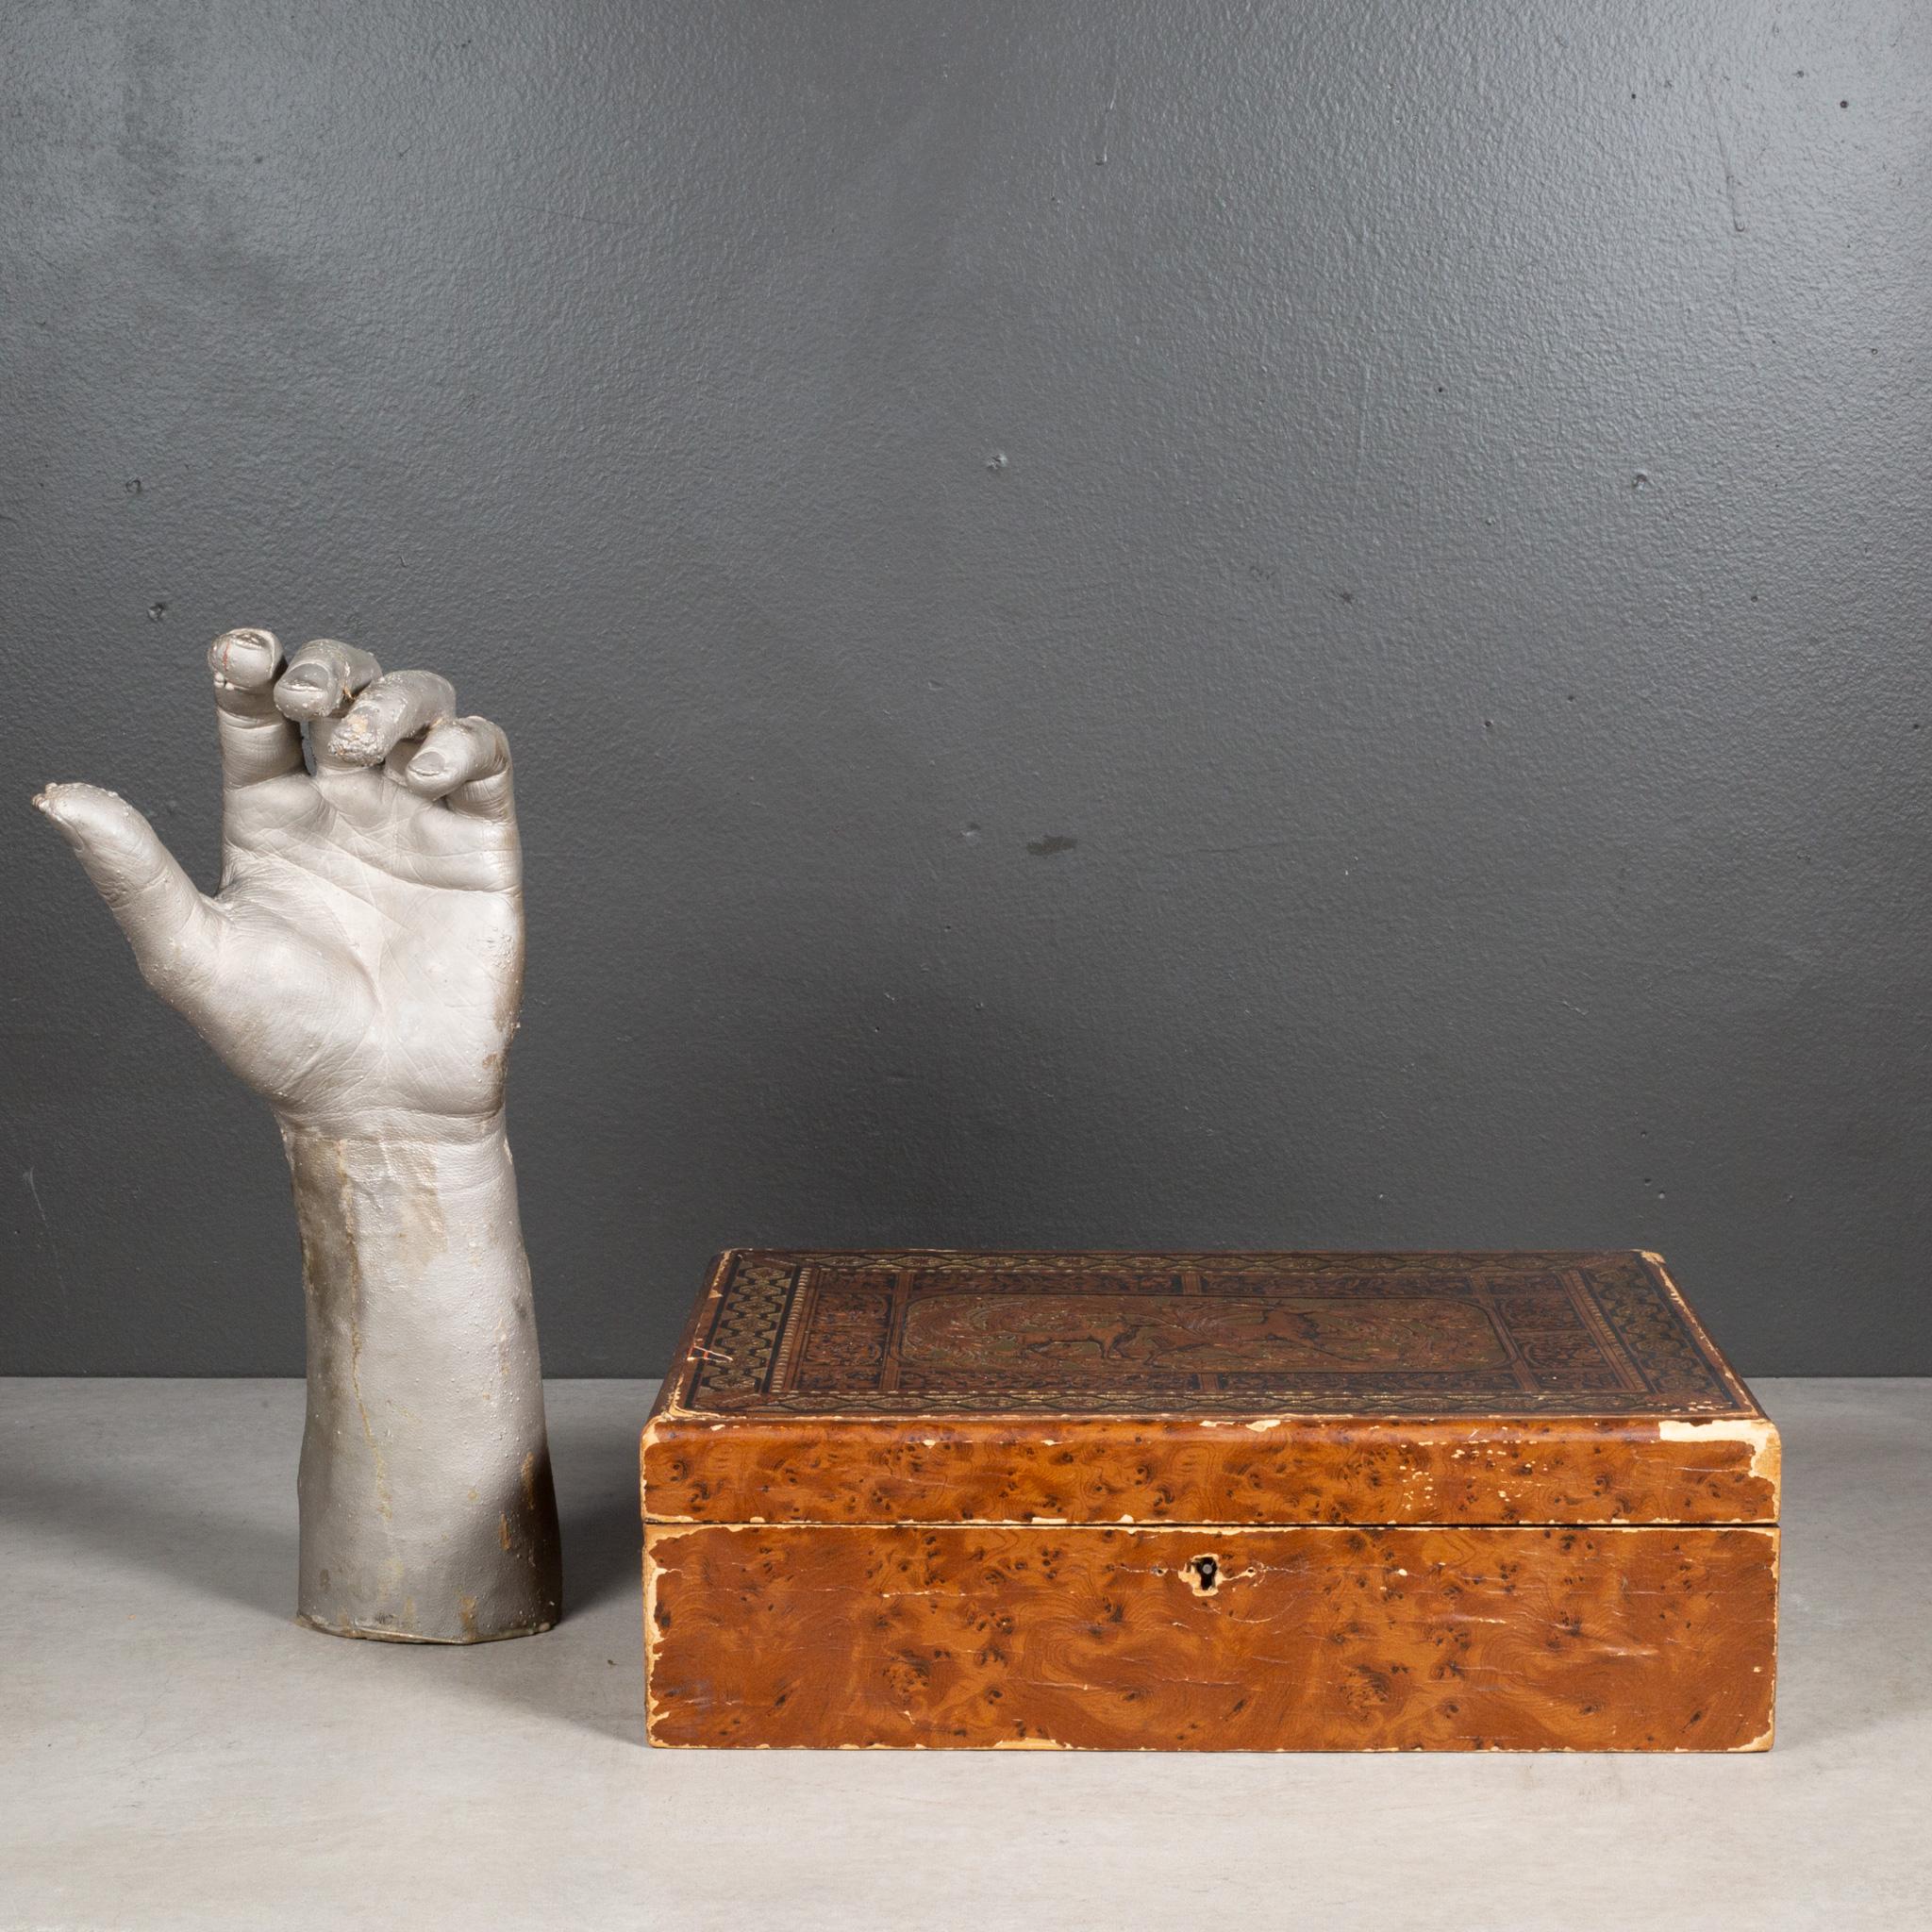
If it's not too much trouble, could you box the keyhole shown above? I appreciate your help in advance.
[1186,1554,1220,1595]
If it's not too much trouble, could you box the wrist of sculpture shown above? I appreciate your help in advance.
[279,1117,562,1642]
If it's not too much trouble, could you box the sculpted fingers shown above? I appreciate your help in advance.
[325,671,457,770]
[34,783,222,1005]
[208,627,303,788]
[403,717,515,821]
[275,639,383,722]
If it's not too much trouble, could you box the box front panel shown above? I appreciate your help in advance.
[645,1522,1776,1752]
[641,1410,1779,1525]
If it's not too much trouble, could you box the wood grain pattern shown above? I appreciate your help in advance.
[642,1249,1777,1751]
[641,1412,1779,1527]
[644,1523,1778,1752]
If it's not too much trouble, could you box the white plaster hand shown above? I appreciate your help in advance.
[34,628,558,1643]
[36,629,523,1141]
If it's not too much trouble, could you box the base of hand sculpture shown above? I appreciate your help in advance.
[36,628,561,1642]
[286,1122,559,1641]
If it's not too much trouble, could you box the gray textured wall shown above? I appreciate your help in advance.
[5,1,1928,1376]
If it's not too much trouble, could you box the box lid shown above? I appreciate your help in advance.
[641,1250,1778,1527]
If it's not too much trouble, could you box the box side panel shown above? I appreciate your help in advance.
[644,1523,1777,1751]
[641,1412,1779,1526]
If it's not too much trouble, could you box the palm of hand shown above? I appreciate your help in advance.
[39,628,524,1140]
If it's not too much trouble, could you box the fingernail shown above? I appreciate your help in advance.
[209,628,278,684]
[410,755,448,780]
[275,666,338,720]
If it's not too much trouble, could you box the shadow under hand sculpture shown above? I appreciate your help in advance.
[35,628,562,1643]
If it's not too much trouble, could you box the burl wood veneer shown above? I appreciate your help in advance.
[641,1251,1779,1752]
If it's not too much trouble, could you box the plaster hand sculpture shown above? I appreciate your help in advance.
[35,630,562,1642]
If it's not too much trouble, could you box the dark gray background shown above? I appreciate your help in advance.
[5,1,1927,1376]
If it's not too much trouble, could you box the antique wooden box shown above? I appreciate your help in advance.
[641,1250,1778,1751]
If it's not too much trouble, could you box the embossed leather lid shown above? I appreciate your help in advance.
[641,1251,1778,1527]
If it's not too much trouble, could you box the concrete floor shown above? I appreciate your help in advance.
[1,1379,1927,1931]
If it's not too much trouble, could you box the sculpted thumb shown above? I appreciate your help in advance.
[36,782,220,1004]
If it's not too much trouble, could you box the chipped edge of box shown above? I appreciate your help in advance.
[1657,1414,1782,1487]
